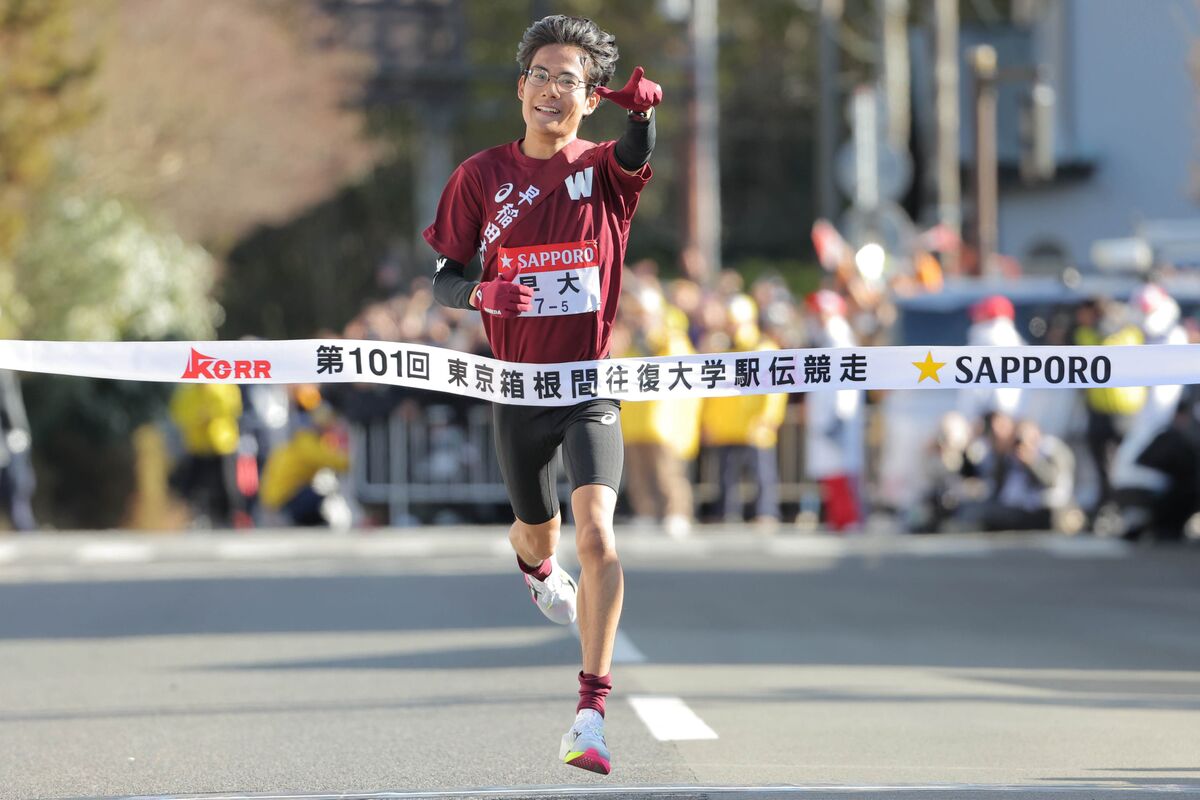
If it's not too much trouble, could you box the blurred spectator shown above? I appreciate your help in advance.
[259,401,352,528]
[961,413,1074,531]
[1122,388,1200,540]
[238,380,292,525]
[664,278,705,348]
[1072,297,1145,517]
[804,290,866,533]
[618,284,699,538]
[168,382,244,528]
[749,273,803,348]
[701,300,787,527]
[1111,283,1189,537]
[0,370,36,532]
[907,411,972,533]
[959,294,1024,423]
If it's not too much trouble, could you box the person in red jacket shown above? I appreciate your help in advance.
[423,15,661,775]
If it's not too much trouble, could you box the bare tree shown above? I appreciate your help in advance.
[73,0,382,250]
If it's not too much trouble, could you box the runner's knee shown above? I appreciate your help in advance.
[575,521,618,568]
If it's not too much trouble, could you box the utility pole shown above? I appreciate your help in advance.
[970,44,998,278]
[933,0,961,274]
[320,0,466,283]
[815,0,843,222]
[683,0,721,282]
[878,0,910,152]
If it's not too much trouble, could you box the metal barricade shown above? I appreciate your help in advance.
[350,400,816,526]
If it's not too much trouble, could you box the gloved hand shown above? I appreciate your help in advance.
[474,272,533,318]
[595,66,662,113]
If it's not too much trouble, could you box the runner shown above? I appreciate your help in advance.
[423,15,661,775]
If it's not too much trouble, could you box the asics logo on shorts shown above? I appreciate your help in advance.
[599,412,616,425]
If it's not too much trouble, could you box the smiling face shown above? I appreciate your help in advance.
[517,43,600,158]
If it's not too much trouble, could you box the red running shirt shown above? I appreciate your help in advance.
[423,138,651,364]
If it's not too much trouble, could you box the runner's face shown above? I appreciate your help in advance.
[518,44,598,143]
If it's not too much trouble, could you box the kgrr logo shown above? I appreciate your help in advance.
[181,348,272,380]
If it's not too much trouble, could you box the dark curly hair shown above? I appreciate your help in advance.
[515,15,618,94]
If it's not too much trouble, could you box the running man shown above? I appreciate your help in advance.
[423,16,661,775]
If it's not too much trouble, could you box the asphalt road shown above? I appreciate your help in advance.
[0,528,1197,800]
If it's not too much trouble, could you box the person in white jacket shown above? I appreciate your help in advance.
[958,294,1025,424]
[1110,283,1188,523]
[804,290,865,532]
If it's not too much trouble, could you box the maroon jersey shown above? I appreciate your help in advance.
[423,138,651,364]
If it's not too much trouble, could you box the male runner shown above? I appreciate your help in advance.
[423,15,661,775]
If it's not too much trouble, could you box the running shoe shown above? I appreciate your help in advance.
[523,556,578,625]
[559,708,611,774]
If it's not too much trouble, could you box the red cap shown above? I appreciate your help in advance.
[970,295,1014,322]
[1131,283,1169,314]
[806,289,847,317]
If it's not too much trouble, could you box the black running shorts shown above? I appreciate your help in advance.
[492,398,623,525]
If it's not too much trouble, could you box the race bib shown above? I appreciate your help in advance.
[497,240,602,318]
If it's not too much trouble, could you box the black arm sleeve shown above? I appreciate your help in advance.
[614,111,656,172]
[432,256,476,310]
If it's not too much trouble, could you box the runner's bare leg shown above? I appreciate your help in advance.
[571,484,622,675]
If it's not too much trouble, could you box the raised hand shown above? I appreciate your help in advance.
[595,66,662,113]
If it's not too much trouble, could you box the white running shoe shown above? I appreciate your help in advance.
[523,556,577,625]
[559,708,611,774]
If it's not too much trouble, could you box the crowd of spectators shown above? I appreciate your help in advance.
[156,225,1200,543]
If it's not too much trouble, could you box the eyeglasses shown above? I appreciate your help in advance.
[524,67,591,93]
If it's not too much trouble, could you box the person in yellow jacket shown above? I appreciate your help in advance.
[700,317,788,525]
[168,383,243,527]
[259,403,350,527]
[619,289,700,538]
[1073,297,1146,516]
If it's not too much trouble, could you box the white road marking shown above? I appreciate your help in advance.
[627,694,719,741]
[1039,536,1131,558]
[75,541,153,563]
[902,537,996,557]
[611,628,647,663]
[568,626,646,664]
[350,538,437,558]
[765,537,849,558]
[215,540,300,560]
[0,542,16,563]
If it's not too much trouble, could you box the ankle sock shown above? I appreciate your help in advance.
[517,555,553,582]
[576,670,612,717]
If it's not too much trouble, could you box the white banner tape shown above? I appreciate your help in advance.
[0,339,1191,407]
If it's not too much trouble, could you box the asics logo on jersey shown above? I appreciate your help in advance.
[564,167,594,200]
[494,183,514,202]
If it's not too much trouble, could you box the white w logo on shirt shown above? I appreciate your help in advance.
[564,167,594,200]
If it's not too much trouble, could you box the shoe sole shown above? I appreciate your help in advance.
[564,747,611,775]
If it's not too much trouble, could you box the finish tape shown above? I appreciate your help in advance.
[0,339,1188,406]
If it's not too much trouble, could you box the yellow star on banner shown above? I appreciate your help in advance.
[912,350,946,383]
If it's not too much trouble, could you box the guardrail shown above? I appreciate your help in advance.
[349,401,819,526]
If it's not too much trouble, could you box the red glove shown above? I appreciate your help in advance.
[474,272,533,318]
[595,66,662,113]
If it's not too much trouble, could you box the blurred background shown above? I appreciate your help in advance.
[1,0,1199,538]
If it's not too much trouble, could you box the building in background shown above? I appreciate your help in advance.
[912,0,1198,272]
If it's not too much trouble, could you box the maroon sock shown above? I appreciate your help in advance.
[516,555,553,582]
[576,670,613,717]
